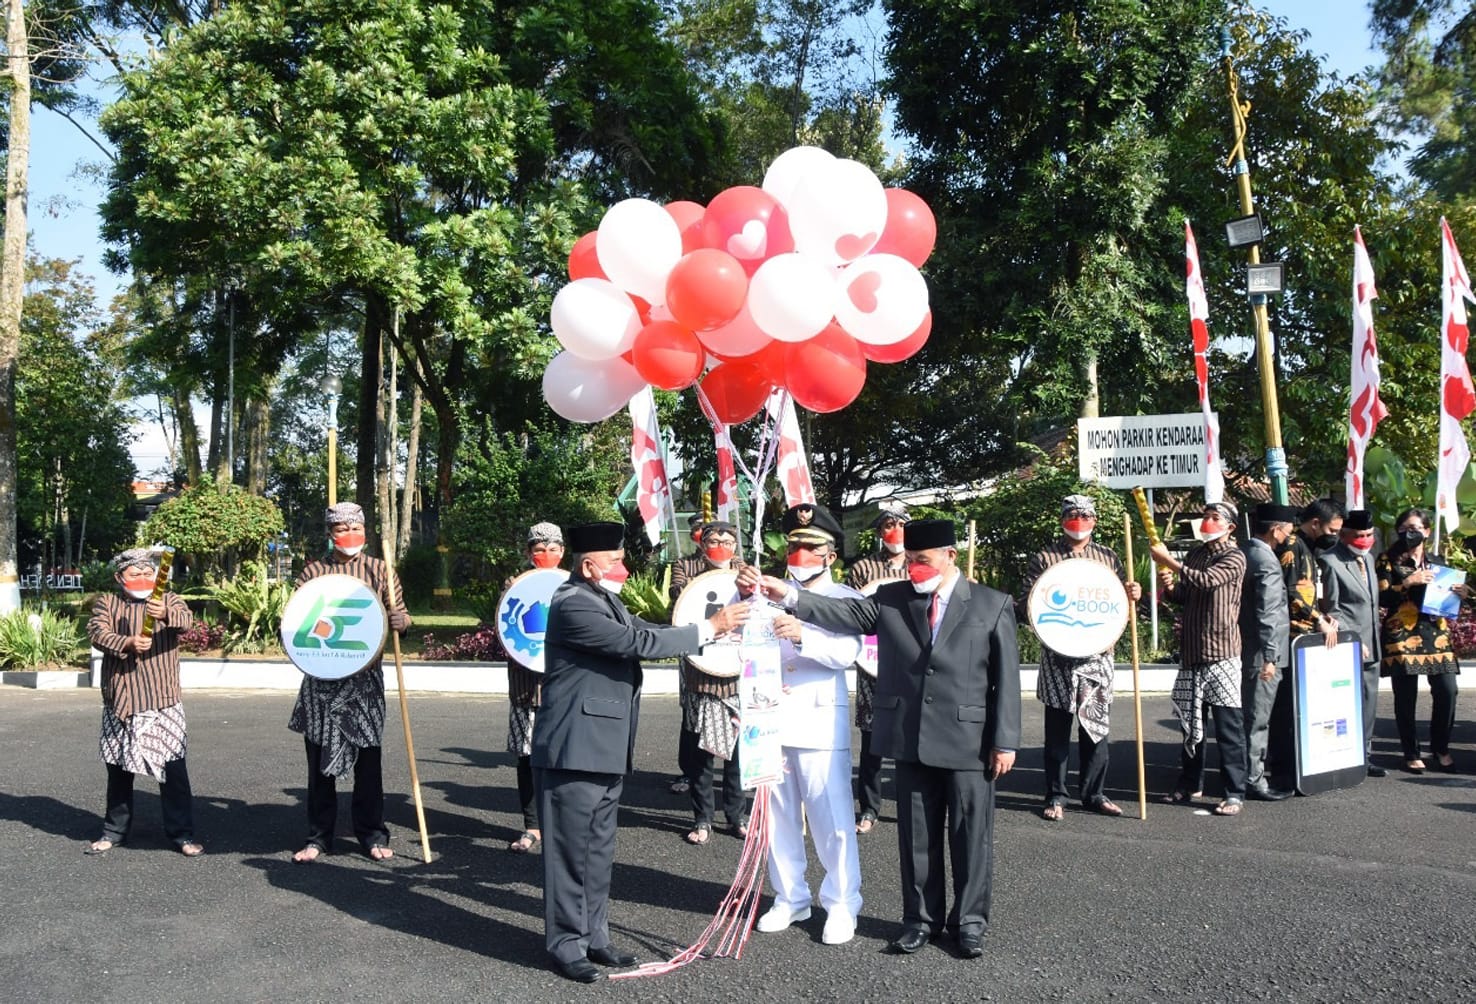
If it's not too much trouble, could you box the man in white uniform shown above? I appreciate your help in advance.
[755,503,865,946]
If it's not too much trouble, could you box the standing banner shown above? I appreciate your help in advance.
[1290,633,1366,795]
[766,390,817,507]
[737,600,784,789]
[628,387,674,546]
[1436,218,1476,542]
[1184,222,1225,505]
[1346,226,1388,509]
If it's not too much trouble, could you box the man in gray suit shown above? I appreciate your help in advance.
[1317,509,1385,777]
[740,519,1021,960]
[1241,503,1297,800]
[532,522,749,983]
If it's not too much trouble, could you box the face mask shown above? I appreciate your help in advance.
[704,544,736,565]
[1346,536,1375,553]
[594,559,629,595]
[333,530,366,557]
[1314,532,1338,552]
[1199,519,1228,542]
[530,551,561,569]
[788,548,828,582]
[909,563,943,594]
[1062,518,1093,541]
[1396,529,1426,552]
[335,544,365,558]
[125,587,154,601]
[881,526,905,553]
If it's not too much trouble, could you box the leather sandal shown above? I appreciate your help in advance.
[685,823,711,846]
[856,811,877,834]
[1089,799,1123,817]
[508,830,541,853]
[1041,802,1065,822]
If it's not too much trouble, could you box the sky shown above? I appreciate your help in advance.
[23,1,1388,478]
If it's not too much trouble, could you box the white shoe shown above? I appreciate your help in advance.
[821,910,856,945]
[755,904,811,933]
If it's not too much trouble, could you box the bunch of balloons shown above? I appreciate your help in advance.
[542,146,936,424]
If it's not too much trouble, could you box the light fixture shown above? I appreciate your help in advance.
[1225,213,1266,248]
[1246,262,1284,295]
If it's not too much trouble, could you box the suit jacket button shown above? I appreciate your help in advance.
[925,668,935,676]
[924,696,933,704]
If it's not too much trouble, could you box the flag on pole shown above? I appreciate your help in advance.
[1436,218,1476,535]
[1346,226,1389,509]
[713,425,740,525]
[766,390,817,507]
[628,387,674,546]
[1185,222,1225,504]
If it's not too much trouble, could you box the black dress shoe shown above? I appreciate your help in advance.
[555,958,605,983]
[587,945,637,968]
[1246,785,1293,801]
[1367,765,1387,778]
[956,932,984,958]
[888,927,933,954]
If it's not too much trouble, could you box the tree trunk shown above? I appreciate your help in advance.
[397,364,423,558]
[1081,349,1100,418]
[0,0,30,612]
[376,319,397,559]
[175,384,202,485]
[206,372,223,481]
[356,294,386,534]
[245,394,269,494]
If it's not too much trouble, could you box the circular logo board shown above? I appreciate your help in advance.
[496,568,570,673]
[280,573,388,680]
[1026,557,1130,660]
[671,569,745,677]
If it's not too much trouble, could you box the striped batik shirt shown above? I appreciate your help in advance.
[88,592,194,721]
[1164,536,1246,665]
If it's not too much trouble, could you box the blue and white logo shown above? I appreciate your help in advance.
[496,568,569,673]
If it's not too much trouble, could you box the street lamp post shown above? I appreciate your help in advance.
[321,373,342,507]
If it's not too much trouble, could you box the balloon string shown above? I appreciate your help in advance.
[610,785,771,979]
[694,383,784,565]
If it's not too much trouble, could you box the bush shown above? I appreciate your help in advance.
[0,607,83,668]
[142,481,285,581]
[211,561,291,653]
[457,581,502,627]
[422,625,506,661]
[1451,608,1476,660]
[621,570,670,624]
[80,561,115,592]
[178,618,227,654]
[396,544,443,607]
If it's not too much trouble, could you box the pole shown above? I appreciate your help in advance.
[1147,488,1160,653]
[966,519,977,581]
[1221,26,1288,505]
[1124,513,1147,821]
[325,390,339,508]
[226,288,235,482]
[380,533,432,863]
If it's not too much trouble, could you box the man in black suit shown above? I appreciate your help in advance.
[1317,509,1386,777]
[739,518,1021,959]
[532,522,749,983]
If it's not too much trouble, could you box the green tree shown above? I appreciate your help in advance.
[15,258,134,571]
[141,481,285,580]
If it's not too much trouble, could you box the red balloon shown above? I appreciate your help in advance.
[784,324,867,413]
[859,311,931,364]
[665,200,707,254]
[665,249,749,332]
[870,189,936,268]
[631,321,705,391]
[568,231,606,281]
[701,359,773,424]
[700,186,795,275]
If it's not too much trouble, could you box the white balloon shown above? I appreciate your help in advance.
[596,198,683,303]
[788,158,888,266]
[834,254,930,346]
[550,278,642,360]
[747,253,837,343]
[542,351,647,423]
[762,145,836,210]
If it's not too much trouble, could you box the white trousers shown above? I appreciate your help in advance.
[766,746,862,917]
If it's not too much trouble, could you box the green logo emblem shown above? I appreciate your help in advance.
[291,595,373,650]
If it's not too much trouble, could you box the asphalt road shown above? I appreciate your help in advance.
[3,685,1475,1003]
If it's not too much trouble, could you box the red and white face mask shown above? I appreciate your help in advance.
[594,558,629,595]
[908,562,943,594]
[1062,518,1093,542]
[331,526,366,557]
[119,568,155,600]
[704,543,736,566]
[1346,533,1376,553]
[881,525,905,553]
[787,547,828,583]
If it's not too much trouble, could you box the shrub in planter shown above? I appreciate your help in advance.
[0,607,83,668]
[178,619,227,654]
[422,625,506,661]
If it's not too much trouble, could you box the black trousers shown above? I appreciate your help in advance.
[855,728,883,818]
[1176,703,1248,799]
[1392,672,1459,758]
[1362,661,1380,756]
[1042,705,1109,805]
[536,767,623,964]
[894,759,995,937]
[304,739,388,852]
[101,759,195,846]
[516,754,539,831]
[679,728,745,826]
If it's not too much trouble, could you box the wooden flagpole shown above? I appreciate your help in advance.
[966,519,977,581]
[381,534,432,862]
[1124,512,1146,820]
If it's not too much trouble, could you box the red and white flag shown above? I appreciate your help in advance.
[1185,222,1225,504]
[1345,226,1389,509]
[713,426,739,525]
[628,387,674,546]
[1436,218,1476,535]
[766,390,817,507]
